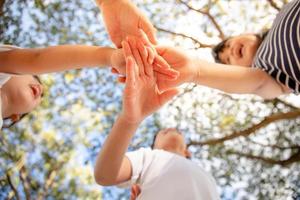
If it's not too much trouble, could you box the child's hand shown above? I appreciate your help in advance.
[111,31,179,82]
[154,46,198,91]
[137,29,180,80]
[120,38,179,124]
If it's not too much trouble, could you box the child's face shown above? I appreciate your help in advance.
[218,34,261,66]
[153,128,188,157]
[2,75,43,117]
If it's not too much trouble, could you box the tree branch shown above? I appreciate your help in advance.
[227,147,300,166]
[266,0,281,11]
[0,0,5,16]
[6,173,20,200]
[248,138,300,150]
[155,26,214,48]
[177,0,225,39]
[19,166,31,200]
[188,109,300,146]
[37,162,65,200]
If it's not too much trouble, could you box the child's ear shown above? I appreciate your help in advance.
[185,149,192,159]
[10,114,20,122]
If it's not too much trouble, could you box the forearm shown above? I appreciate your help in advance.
[192,59,269,95]
[0,45,115,74]
[95,0,124,6]
[94,115,139,186]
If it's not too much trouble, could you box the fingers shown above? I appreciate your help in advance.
[154,55,170,69]
[155,46,168,56]
[146,46,155,64]
[136,39,149,62]
[138,28,154,47]
[122,41,138,78]
[127,36,145,76]
[125,56,136,87]
[137,40,153,77]
[135,34,177,79]
[153,63,179,80]
[122,40,133,60]
[140,20,157,45]
[159,88,179,105]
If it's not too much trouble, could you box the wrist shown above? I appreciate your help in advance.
[190,57,201,84]
[118,113,142,127]
[98,0,112,6]
[95,47,114,66]
[99,0,127,7]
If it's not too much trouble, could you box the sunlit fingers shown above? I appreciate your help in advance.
[125,56,136,87]
[127,36,145,76]
[122,41,139,78]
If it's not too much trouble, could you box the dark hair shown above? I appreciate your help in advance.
[257,29,269,41]
[211,30,270,64]
[2,75,43,129]
[211,37,231,63]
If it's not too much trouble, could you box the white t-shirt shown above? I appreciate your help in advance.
[0,45,19,128]
[119,148,219,200]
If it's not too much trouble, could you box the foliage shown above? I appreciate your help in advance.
[0,0,299,200]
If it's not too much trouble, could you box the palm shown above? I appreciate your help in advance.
[121,40,178,124]
[155,46,195,91]
[123,74,160,123]
[100,0,156,48]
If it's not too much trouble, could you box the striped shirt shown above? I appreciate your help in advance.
[252,0,300,93]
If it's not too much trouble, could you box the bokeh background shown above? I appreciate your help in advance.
[0,0,299,199]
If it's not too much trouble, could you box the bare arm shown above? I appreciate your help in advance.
[94,38,178,186]
[155,46,287,99]
[94,116,139,186]
[193,59,286,99]
[0,45,123,74]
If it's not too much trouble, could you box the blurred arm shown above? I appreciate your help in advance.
[0,45,118,74]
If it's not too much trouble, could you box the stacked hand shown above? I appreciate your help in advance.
[99,0,196,91]
[154,46,197,91]
[120,37,179,124]
[111,29,180,82]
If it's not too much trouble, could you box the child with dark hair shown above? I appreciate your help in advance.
[211,31,269,66]
[0,45,44,129]
[1,74,43,128]
[149,0,299,99]
[94,37,219,200]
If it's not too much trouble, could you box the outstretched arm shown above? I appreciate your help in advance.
[94,38,178,186]
[193,59,287,98]
[155,46,287,99]
[0,45,124,74]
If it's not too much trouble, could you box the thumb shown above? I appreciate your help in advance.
[159,88,179,105]
[140,20,157,45]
